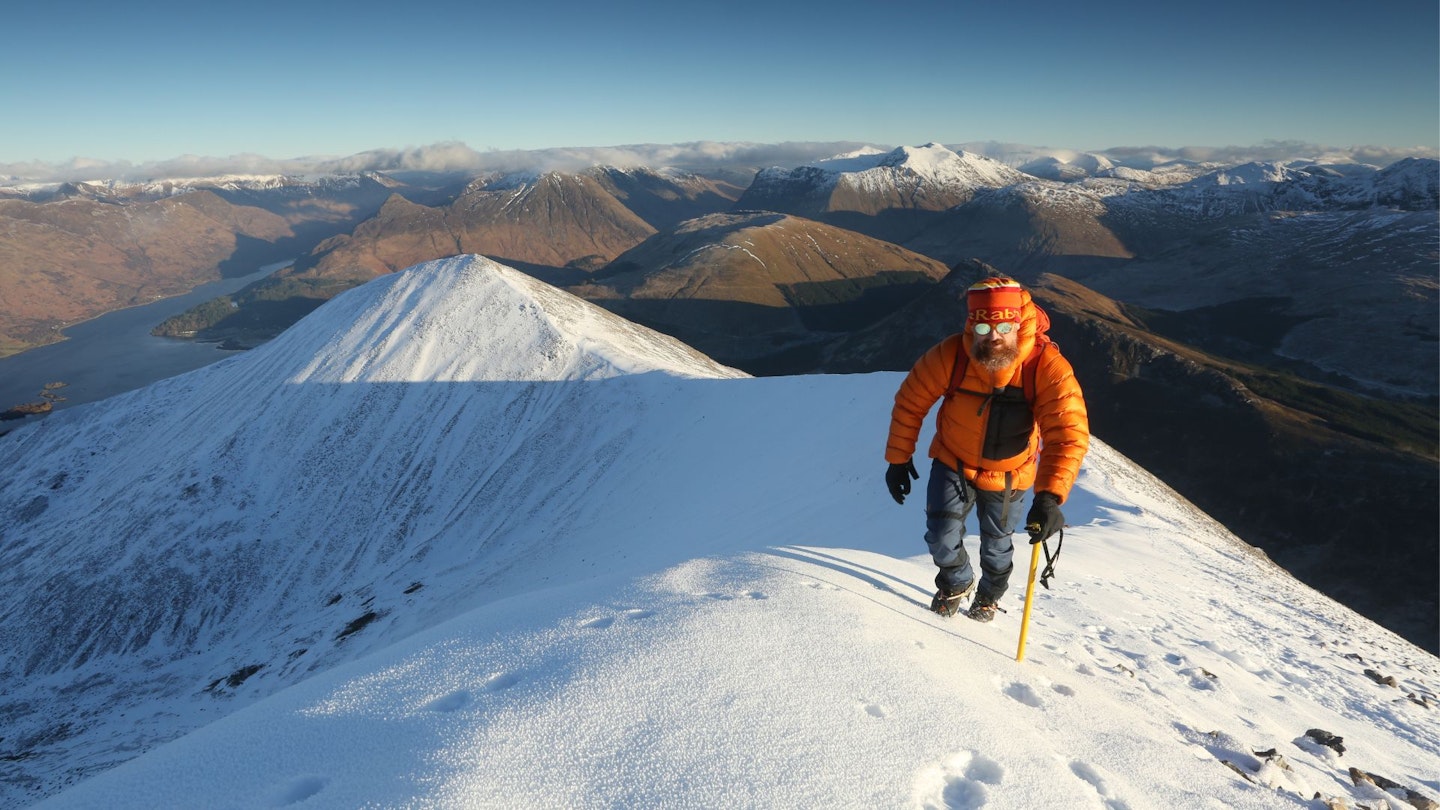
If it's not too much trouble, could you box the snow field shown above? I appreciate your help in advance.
[3,256,1434,809]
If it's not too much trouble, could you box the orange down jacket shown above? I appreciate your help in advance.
[885,294,1089,502]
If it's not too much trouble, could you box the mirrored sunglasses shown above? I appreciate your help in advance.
[972,322,1017,336]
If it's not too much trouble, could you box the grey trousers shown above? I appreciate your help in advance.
[924,459,1024,601]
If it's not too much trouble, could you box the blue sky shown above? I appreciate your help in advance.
[4,0,1437,165]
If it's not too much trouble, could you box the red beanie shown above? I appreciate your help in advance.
[966,277,1024,323]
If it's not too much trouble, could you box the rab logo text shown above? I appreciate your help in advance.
[972,307,1021,322]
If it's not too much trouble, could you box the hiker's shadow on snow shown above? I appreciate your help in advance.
[773,546,932,603]
[764,546,1008,656]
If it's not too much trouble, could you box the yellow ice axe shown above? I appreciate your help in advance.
[1016,524,1065,662]
[1015,533,1044,662]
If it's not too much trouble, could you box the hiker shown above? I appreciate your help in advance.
[884,277,1089,621]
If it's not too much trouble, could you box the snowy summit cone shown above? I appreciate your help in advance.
[0,255,749,803]
[2,253,748,668]
[271,255,744,384]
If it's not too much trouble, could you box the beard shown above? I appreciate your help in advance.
[972,340,1020,372]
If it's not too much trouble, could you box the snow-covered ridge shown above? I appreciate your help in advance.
[737,143,1436,226]
[0,172,379,201]
[949,155,1440,218]
[465,170,542,193]
[1,253,1436,808]
[1191,161,1316,186]
[743,143,1438,213]
[461,165,714,196]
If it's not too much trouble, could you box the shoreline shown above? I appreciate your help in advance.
[13,256,295,348]
[0,259,294,417]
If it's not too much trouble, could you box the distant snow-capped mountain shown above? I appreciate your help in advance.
[838,142,1029,189]
[1188,161,1314,186]
[738,142,1029,217]
[1,171,404,204]
[739,143,1436,236]
[1019,152,1117,181]
[1133,157,1440,212]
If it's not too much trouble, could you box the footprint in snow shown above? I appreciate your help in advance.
[861,701,889,719]
[268,775,329,807]
[423,690,472,713]
[483,672,522,692]
[704,590,769,599]
[1069,760,1132,810]
[915,750,1003,810]
[583,609,655,628]
[1002,680,1044,709]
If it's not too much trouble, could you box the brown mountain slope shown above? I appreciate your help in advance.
[822,265,1438,652]
[161,168,741,346]
[157,170,685,343]
[588,166,743,230]
[898,190,1437,400]
[902,185,1438,400]
[0,192,293,355]
[1074,208,1440,398]
[289,165,741,284]
[903,184,1134,273]
[1032,275,1437,653]
[298,171,659,281]
[572,211,951,372]
[0,174,451,358]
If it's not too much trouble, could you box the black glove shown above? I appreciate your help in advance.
[1025,491,1064,543]
[885,459,919,504]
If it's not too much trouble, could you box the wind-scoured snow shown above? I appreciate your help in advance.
[1,256,1436,809]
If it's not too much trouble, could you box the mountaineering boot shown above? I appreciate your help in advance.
[967,595,1004,623]
[929,579,976,617]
